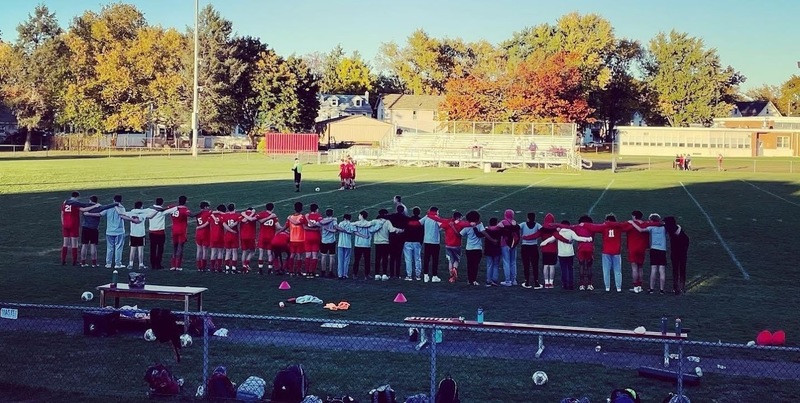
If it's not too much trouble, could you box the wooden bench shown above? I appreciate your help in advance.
[404,317,688,359]
[96,284,208,331]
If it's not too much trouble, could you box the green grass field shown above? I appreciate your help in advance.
[1,152,799,401]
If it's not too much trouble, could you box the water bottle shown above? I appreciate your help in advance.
[111,270,118,289]
[477,307,484,324]
[661,316,668,335]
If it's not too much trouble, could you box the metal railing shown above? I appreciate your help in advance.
[433,121,577,137]
[1,302,798,402]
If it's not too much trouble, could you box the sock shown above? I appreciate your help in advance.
[304,257,312,274]
[217,259,223,270]
[295,258,303,274]
[287,257,294,273]
[92,259,97,266]
[71,248,78,264]
[258,259,263,268]
[61,247,68,263]
[81,259,86,265]
[178,256,183,268]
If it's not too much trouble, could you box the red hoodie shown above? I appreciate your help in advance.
[441,218,471,247]
[583,221,631,255]
[522,213,568,253]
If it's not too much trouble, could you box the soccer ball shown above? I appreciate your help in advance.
[80,291,94,301]
[144,328,156,342]
[279,302,285,308]
[315,187,320,192]
[180,333,193,347]
[532,370,548,386]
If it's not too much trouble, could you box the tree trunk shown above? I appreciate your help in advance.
[24,131,32,152]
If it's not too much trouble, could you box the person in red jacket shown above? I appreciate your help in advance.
[580,213,631,292]
[625,210,650,293]
[441,211,472,283]
[522,213,568,289]
[573,215,596,290]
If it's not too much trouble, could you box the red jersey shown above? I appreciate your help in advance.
[286,213,307,242]
[195,210,212,235]
[257,211,278,240]
[305,212,323,241]
[224,212,241,234]
[584,222,630,255]
[61,199,84,228]
[170,206,191,235]
[210,212,225,240]
[625,220,650,253]
[239,211,257,240]
[339,163,348,179]
[571,225,595,252]
[441,220,471,247]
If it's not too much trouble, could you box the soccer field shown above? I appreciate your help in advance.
[1,153,798,344]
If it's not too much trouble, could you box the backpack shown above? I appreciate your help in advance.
[188,315,216,337]
[326,396,357,403]
[435,376,460,403]
[207,366,237,399]
[144,364,180,396]
[236,376,266,401]
[405,394,429,403]
[149,308,182,362]
[271,364,308,403]
[369,384,396,403]
[610,388,641,403]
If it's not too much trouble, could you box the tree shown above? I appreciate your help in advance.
[643,30,745,126]
[744,84,781,106]
[776,76,800,117]
[315,46,372,94]
[590,39,644,134]
[230,36,268,136]
[0,5,69,151]
[252,50,319,133]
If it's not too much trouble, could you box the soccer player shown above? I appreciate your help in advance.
[193,201,212,271]
[629,214,668,294]
[519,212,543,289]
[256,203,278,273]
[61,192,99,265]
[209,204,227,272]
[79,196,119,267]
[581,213,630,292]
[625,210,650,293]
[222,203,241,274]
[303,203,323,277]
[539,220,593,290]
[573,215,596,290]
[239,207,258,273]
[418,206,445,283]
[270,227,291,273]
[338,159,347,190]
[126,201,157,270]
[319,208,338,278]
[441,211,471,283]
[166,196,191,271]
[285,202,307,276]
[526,213,568,289]
[292,158,302,192]
[663,216,690,295]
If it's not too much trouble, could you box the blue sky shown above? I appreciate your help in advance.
[1,0,798,90]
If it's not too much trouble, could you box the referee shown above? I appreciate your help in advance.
[292,158,302,192]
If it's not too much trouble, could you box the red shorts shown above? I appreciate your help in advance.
[211,235,224,249]
[577,249,594,262]
[304,239,321,253]
[173,232,187,244]
[289,241,305,254]
[241,238,255,251]
[271,235,289,252]
[195,232,209,247]
[224,234,239,249]
[258,236,274,250]
[62,226,79,238]
[628,248,646,265]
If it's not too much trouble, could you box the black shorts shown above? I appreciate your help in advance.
[542,252,558,266]
[81,227,99,245]
[320,242,336,255]
[130,236,145,247]
[294,172,302,182]
[649,249,667,266]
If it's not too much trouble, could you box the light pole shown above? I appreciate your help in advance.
[191,0,200,157]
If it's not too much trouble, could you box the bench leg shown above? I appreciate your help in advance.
[535,335,545,358]
[415,329,430,351]
[663,343,670,367]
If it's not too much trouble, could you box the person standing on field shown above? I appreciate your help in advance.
[292,158,302,192]
[663,216,690,295]
[629,214,668,294]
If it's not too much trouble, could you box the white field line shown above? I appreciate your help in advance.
[352,177,478,214]
[740,180,800,208]
[680,181,750,280]
[272,174,428,205]
[588,179,615,215]
[477,177,550,211]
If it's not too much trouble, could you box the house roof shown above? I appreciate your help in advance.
[381,94,445,111]
[315,115,392,126]
[734,101,769,117]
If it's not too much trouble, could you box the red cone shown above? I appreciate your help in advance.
[393,292,407,303]
[756,330,773,346]
[278,281,291,290]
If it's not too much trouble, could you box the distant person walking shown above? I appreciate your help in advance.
[717,154,723,171]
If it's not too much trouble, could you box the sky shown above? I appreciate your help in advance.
[1,0,798,91]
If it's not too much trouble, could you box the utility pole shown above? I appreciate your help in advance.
[191,0,200,157]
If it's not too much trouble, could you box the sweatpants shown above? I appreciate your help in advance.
[671,246,689,292]
[337,247,352,278]
[149,232,166,269]
[388,241,404,278]
[520,244,540,286]
[422,243,440,276]
[465,249,482,284]
[558,256,575,289]
[601,253,622,290]
[403,242,422,278]
[374,244,390,276]
[353,246,371,277]
[485,255,500,283]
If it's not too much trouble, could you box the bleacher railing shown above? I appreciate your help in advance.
[1,302,798,402]
[433,121,577,137]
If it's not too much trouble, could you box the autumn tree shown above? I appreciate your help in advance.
[777,76,800,117]
[0,5,69,151]
[252,50,319,133]
[643,30,745,126]
[744,84,781,108]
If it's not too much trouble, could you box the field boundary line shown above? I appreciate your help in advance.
[273,174,428,205]
[588,179,615,215]
[477,177,550,211]
[352,177,478,214]
[740,180,800,208]
[680,181,750,280]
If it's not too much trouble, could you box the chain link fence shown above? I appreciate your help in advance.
[1,302,799,402]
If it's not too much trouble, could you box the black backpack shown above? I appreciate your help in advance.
[150,308,182,362]
[271,364,308,403]
[207,365,237,399]
[610,388,641,403]
[435,376,459,403]
[369,384,396,403]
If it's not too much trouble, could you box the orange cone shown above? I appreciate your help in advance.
[393,292,407,303]
[278,281,291,290]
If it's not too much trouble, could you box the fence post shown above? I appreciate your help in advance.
[677,339,684,398]
[429,325,437,400]
[202,312,209,395]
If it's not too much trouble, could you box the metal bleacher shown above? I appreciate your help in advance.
[358,133,584,170]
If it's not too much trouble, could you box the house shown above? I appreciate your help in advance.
[316,92,373,122]
[730,101,782,118]
[376,94,446,133]
[0,104,19,139]
[315,115,394,147]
